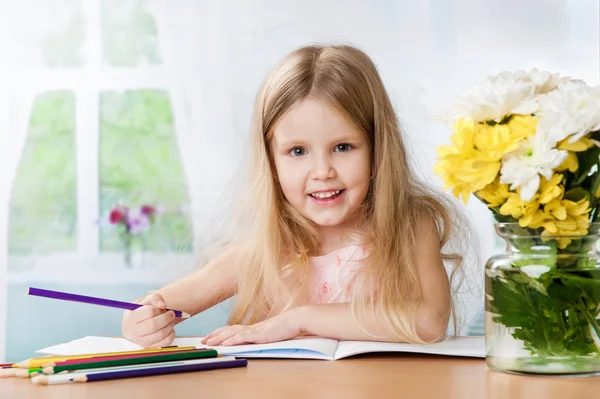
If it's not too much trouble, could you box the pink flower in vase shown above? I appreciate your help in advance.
[125,207,151,235]
[140,205,156,216]
[109,207,125,224]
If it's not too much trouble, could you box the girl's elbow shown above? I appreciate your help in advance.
[416,306,450,343]
[416,324,447,343]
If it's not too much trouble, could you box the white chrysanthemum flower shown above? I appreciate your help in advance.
[442,69,569,125]
[500,133,568,202]
[536,80,600,145]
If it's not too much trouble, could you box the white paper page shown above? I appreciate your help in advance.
[334,336,485,360]
[36,336,339,360]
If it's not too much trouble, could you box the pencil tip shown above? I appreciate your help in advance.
[181,312,191,319]
[15,360,29,368]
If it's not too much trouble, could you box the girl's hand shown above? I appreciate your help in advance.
[201,309,303,346]
[122,292,177,348]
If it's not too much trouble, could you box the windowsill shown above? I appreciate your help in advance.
[8,268,184,284]
[7,253,197,285]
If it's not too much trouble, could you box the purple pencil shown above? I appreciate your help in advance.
[32,357,248,385]
[28,287,190,319]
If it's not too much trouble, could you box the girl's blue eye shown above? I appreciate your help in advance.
[335,144,352,152]
[289,147,306,157]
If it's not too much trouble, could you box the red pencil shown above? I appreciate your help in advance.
[0,363,13,368]
[46,348,209,367]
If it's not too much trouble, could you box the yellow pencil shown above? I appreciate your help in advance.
[14,346,197,369]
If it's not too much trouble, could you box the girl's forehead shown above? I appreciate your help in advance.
[272,99,365,142]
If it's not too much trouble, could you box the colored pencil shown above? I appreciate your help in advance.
[32,357,248,385]
[0,363,12,367]
[15,368,42,378]
[47,348,209,367]
[43,349,218,374]
[0,369,16,378]
[15,346,198,369]
[28,287,191,318]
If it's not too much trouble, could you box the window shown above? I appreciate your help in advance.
[6,0,194,277]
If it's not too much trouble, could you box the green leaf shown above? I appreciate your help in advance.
[570,146,600,188]
[489,277,535,329]
[564,188,590,202]
[488,269,600,357]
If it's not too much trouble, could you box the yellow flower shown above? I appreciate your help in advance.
[507,115,539,141]
[538,174,563,204]
[497,173,561,223]
[556,137,594,173]
[557,137,595,152]
[517,175,563,230]
[541,197,591,248]
[474,115,537,161]
[477,179,510,208]
[557,152,578,172]
[499,190,538,220]
[434,118,501,204]
[544,198,567,220]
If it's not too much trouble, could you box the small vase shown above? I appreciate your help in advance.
[485,223,600,376]
[124,250,144,269]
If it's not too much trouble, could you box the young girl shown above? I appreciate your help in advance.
[122,44,472,348]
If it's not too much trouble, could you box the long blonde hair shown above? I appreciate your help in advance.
[225,44,473,342]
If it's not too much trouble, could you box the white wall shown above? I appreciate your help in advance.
[160,0,600,331]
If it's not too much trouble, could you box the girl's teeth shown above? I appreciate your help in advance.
[311,190,341,199]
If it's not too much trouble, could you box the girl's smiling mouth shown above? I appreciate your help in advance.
[309,189,345,204]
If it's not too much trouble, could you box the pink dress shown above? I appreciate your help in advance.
[306,244,369,304]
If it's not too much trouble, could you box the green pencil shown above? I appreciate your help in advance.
[42,349,219,375]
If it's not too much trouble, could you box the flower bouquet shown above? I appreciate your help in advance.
[108,204,157,267]
[435,69,600,375]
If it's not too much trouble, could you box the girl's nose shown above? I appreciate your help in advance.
[311,155,337,180]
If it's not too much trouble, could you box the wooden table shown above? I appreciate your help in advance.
[1,354,599,399]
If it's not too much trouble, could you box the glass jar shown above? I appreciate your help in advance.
[485,223,600,376]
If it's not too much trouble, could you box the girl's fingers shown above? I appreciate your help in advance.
[221,331,250,346]
[136,311,176,337]
[131,305,167,323]
[140,292,167,309]
[201,325,237,344]
[206,326,247,346]
[142,326,176,349]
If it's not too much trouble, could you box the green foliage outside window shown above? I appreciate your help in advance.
[9,91,77,255]
[99,90,193,253]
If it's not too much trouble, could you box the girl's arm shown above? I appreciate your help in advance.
[156,247,240,318]
[203,218,451,345]
[122,247,240,347]
[296,216,451,342]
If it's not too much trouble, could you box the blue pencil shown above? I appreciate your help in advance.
[28,287,191,319]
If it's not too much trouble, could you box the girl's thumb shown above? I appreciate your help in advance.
[147,291,167,309]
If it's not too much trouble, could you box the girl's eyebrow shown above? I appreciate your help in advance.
[274,130,364,148]
[274,138,305,149]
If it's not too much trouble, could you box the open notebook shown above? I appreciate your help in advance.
[37,336,485,360]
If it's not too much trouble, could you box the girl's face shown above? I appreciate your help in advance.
[271,98,372,231]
